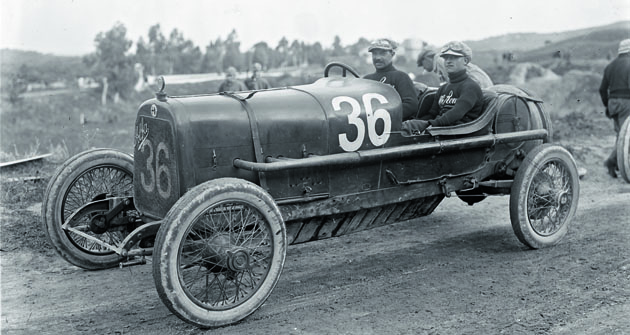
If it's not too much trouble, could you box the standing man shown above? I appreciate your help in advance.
[599,38,630,178]
[218,66,247,92]
[417,47,494,89]
[364,39,419,120]
[245,62,271,90]
[415,49,441,87]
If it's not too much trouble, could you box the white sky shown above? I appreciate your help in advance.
[1,0,629,56]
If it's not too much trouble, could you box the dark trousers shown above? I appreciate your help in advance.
[607,98,630,165]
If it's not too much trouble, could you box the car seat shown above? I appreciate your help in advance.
[423,90,499,137]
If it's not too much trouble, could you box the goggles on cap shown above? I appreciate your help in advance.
[440,42,466,55]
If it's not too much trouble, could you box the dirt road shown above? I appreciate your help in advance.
[2,136,629,335]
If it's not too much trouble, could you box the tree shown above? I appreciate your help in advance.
[307,42,326,66]
[135,37,151,71]
[147,24,169,75]
[332,35,345,57]
[252,42,270,69]
[200,38,224,74]
[349,37,370,56]
[222,29,244,71]
[6,64,29,104]
[275,37,289,67]
[289,40,303,66]
[88,22,135,104]
[167,29,202,74]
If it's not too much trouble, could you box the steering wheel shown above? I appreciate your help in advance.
[324,62,360,78]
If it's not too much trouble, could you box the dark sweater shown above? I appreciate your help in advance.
[245,76,270,90]
[364,63,419,120]
[599,53,630,106]
[420,70,483,127]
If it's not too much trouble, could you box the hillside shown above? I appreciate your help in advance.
[0,49,84,69]
[517,27,630,62]
[0,49,89,84]
[466,20,630,52]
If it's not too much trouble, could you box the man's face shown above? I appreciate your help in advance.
[442,55,467,73]
[371,49,394,70]
[421,56,434,71]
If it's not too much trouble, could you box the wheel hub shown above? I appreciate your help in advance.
[89,214,109,234]
[528,179,556,221]
[189,234,251,272]
[227,249,251,272]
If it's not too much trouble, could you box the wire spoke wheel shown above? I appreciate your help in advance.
[63,166,133,254]
[526,161,573,236]
[179,201,273,310]
[153,178,286,328]
[42,149,134,269]
[510,144,579,249]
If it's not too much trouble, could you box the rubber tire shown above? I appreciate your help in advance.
[509,144,579,249]
[152,178,287,328]
[517,87,553,143]
[521,99,546,154]
[536,103,553,143]
[42,149,133,269]
[616,116,630,183]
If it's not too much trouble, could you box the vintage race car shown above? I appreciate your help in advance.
[42,62,580,328]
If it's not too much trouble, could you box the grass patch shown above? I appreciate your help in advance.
[0,160,54,253]
[1,90,146,156]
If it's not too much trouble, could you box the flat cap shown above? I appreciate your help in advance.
[368,39,397,52]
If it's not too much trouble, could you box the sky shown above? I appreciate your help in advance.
[1,0,629,56]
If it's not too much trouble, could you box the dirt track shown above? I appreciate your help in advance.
[2,136,630,335]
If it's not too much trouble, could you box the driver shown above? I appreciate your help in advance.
[402,41,483,134]
[364,39,419,120]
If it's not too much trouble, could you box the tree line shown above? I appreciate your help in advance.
[6,22,377,104]
[86,23,376,103]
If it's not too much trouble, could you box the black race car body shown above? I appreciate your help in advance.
[134,75,550,244]
[43,63,579,328]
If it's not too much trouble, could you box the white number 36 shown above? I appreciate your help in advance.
[333,93,391,152]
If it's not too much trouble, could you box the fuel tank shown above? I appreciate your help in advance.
[133,77,402,219]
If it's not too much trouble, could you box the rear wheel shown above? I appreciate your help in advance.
[153,178,286,328]
[535,104,553,143]
[616,116,630,183]
[42,149,134,269]
[509,144,579,249]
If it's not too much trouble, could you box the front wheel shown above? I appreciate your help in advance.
[41,149,134,269]
[152,178,287,328]
[509,144,579,249]
[616,116,630,183]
